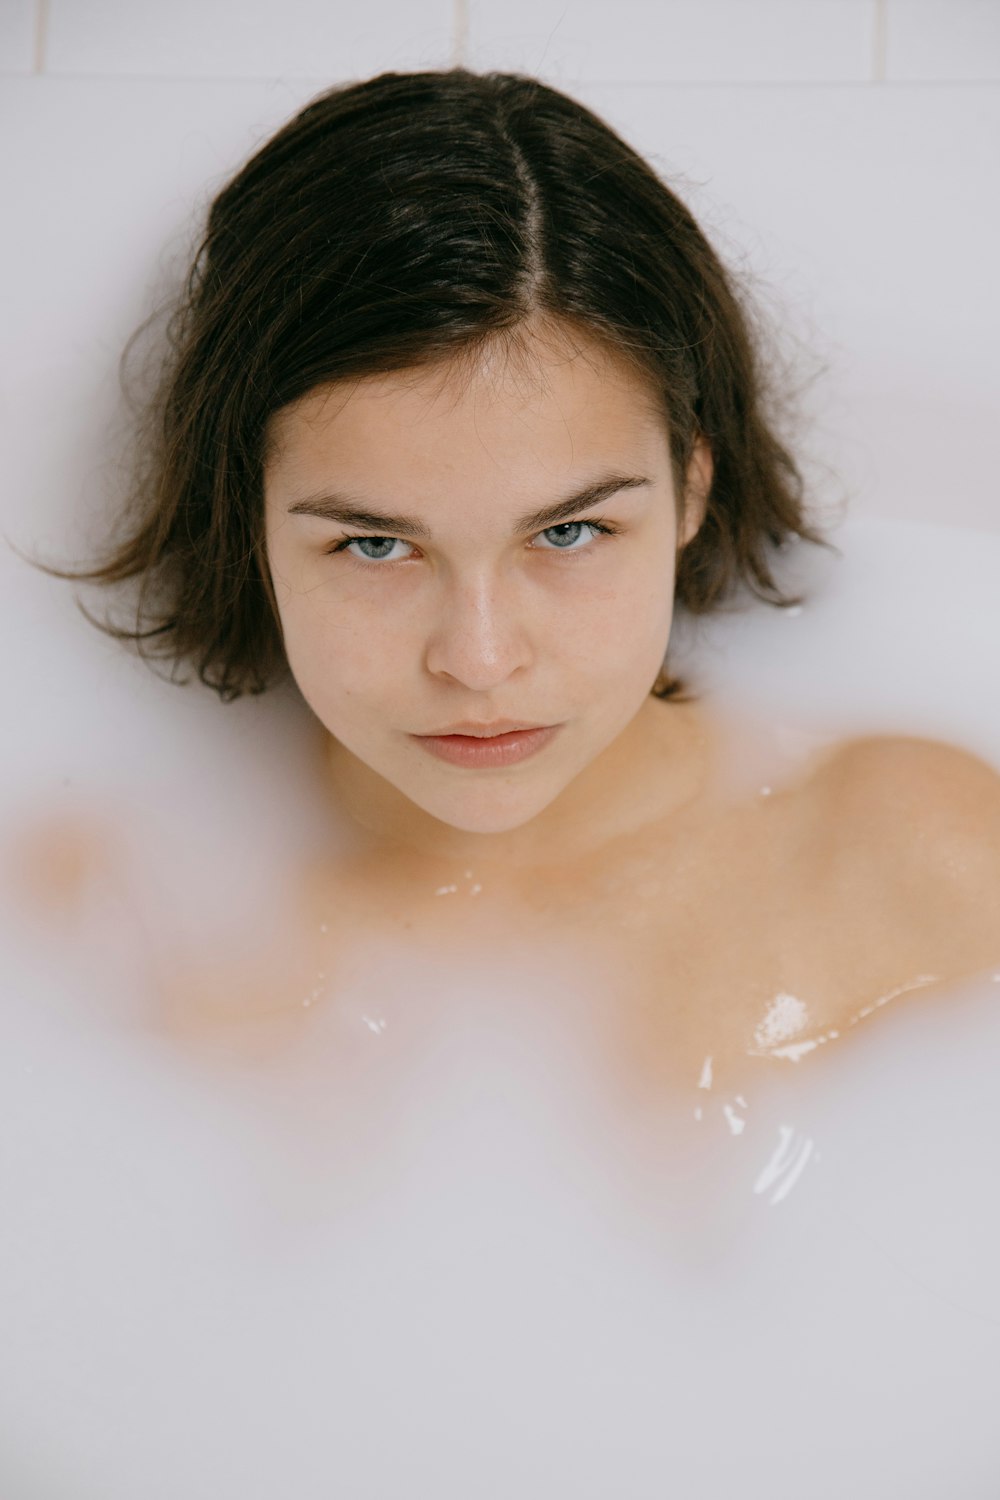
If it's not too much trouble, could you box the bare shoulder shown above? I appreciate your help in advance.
[812,731,1000,853]
[807,732,1000,980]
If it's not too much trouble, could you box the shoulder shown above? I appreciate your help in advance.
[814,732,1000,856]
[809,732,1000,979]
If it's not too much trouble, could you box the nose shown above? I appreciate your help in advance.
[423,573,533,691]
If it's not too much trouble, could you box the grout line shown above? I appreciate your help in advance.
[33,0,49,73]
[452,0,468,67]
[872,0,887,83]
[14,69,996,90]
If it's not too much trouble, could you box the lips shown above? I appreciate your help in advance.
[412,724,562,767]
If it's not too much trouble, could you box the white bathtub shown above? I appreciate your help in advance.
[2,516,999,1498]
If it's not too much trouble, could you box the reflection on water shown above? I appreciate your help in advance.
[753,1124,818,1204]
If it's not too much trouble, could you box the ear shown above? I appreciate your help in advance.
[679,435,713,548]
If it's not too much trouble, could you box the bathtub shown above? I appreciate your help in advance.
[2,515,999,1498]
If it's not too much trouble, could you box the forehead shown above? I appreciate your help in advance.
[264,321,668,487]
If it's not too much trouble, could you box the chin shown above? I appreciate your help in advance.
[416,791,551,837]
[435,808,543,837]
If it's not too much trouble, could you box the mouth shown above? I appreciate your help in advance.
[410,724,563,768]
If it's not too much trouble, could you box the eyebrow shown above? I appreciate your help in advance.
[286,472,652,539]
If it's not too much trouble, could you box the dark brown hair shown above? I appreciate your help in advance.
[25,66,838,704]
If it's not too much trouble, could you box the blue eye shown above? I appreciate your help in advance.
[327,519,619,566]
[535,521,605,550]
[334,535,404,563]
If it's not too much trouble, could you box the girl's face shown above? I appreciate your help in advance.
[263,321,711,858]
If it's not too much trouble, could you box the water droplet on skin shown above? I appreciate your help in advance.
[435,884,458,896]
[760,786,772,797]
[850,973,939,1024]
[319,922,329,933]
[722,1103,746,1136]
[760,1038,817,1062]
[752,992,809,1050]
[697,1055,713,1090]
[470,884,482,895]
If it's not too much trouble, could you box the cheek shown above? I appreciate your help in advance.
[572,575,673,669]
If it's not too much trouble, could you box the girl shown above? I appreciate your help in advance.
[26,67,1000,1093]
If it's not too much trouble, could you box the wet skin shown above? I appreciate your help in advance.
[146,695,1000,1110]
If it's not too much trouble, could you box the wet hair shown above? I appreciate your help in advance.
[26,66,838,705]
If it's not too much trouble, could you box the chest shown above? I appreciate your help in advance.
[153,780,899,1094]
[315,792,855,1076]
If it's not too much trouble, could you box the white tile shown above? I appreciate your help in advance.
[469,0,875,84]
[0,0,36,73]
[886,0,1000,81]
[46,0,454,78]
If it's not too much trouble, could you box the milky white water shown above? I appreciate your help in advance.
[2,518,999,1499]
